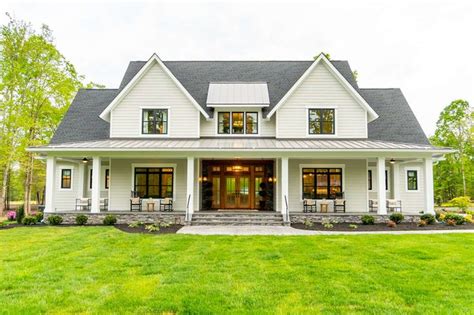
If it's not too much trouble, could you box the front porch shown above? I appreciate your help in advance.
[43,152,436,224]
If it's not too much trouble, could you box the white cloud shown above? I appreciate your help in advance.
[2,0,473,135]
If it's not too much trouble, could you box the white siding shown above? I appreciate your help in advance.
[398,163,425,213]
[288,159,368,212]
[109,158,187,211]
[200,108,276,137]
[110,62,200,138]
[276,62,367,138]
[54,162,80,211]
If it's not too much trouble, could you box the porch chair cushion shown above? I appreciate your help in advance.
[130,197,142,212]
[333,199,346,213]
[303,199,317,213]
[75,198,90,211]
[160,198,173,212]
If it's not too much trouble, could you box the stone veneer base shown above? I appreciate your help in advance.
[290,213,422,224]
[44,212,186,225]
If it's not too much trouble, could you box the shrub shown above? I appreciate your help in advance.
[444,213,465,225]
[420,214,435,224]
[361,215,375,225]
[75,215,88,225]
[303,218,314,228]
[16,205,25,224]
[349,224,358,229]
[450,196,471,212]
[7,211,16,221]
[464,214,473,224]
[103,214,117,225]
[386,220,397,228]
[158,221,171,228]
[418,220,427,227]
[321,218,334,229]
[47,215,63,225]
[145,224,160,232]
[22,216,37,225]
[128,221,143,228]
[389,213,404,224]
[446,219,457,226]
[31,211,43,223]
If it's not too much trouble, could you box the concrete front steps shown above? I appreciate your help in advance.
[191,211,286,226]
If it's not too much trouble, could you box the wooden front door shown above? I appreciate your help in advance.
[201,160,274,211]
[224,175,250,209]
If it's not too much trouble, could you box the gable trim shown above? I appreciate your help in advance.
[265,54,379,122]
[99,53,210,122]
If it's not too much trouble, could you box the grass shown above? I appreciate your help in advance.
[1,227,473,314]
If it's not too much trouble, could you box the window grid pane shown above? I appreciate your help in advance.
[142,109,168,134]
[61,169,72,189]
[302,168,342,199]
[308,109,335,134]
[134,167,174,198]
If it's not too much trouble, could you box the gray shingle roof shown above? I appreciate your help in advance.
[361,88,430,145]
[119,60,359,117]
[50,60,428,146]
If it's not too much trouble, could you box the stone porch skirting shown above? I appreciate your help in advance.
[290,213,422,224]
[44,212,186,225]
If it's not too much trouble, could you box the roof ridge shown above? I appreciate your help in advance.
[360,88,400,90]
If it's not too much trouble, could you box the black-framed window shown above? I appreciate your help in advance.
[105,169,110,189]
[61,169,72,189]
[218,112,230,134]
[142,109,168,134]
[407,170,418,191]
[308,109,335,134]
[217,111,259,135]
[134,167,174,198]
[368,170,373,190]
[246,112,258,134]
[385,170,389,191]
[302,168,342,199]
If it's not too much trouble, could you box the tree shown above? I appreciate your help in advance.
[0,14,99,214]
[431,99,473,202]
[313,52,330,60]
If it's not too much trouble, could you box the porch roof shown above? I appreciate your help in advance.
[30,138,452,153]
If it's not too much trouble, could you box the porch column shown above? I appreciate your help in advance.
[77,162,85,199]
[281,157,289,214]
[90,156,101,213]
[424,157,435,214]
[377,157,387,214]
[44,156,56,213]
[186,157,194,214]
[392,162,400,201]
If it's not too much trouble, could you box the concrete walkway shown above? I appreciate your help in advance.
[177,225,474,236]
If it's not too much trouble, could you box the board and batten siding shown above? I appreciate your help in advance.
[287,159,368,212]
[109,158,187,211]
[200,108,276,137]
[110,62,200,138]
[276,62,367,138]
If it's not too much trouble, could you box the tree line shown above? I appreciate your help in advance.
[0,14,100,215]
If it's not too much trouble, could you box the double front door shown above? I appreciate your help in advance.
[225,175,250,209]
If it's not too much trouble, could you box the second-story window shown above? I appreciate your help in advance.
[308,108,335,135]
[142,109,168,134]
[218,111,258,135]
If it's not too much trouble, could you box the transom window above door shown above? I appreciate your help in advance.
[218,112,258,135]
[142,109,168,134]
[308,108,335,135]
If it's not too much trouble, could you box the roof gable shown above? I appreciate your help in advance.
[266,54,378,121]
[99,54,209,121]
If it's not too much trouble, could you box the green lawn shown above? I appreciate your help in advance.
[1,227,473,314]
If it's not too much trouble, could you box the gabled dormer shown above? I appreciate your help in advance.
[267,54,378,139]
[99,54,209,139]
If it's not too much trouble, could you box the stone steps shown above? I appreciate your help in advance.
[191,212,285,226]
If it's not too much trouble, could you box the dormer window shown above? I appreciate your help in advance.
[142,109,168,134]
[218,111,258,135]
[308,108,335,135]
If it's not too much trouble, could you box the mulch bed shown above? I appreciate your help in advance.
[114,224,183,234]
[292,222,474,231]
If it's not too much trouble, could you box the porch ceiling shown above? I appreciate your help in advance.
[30,138,451,154]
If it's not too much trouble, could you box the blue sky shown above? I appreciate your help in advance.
[3,0,473,136]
